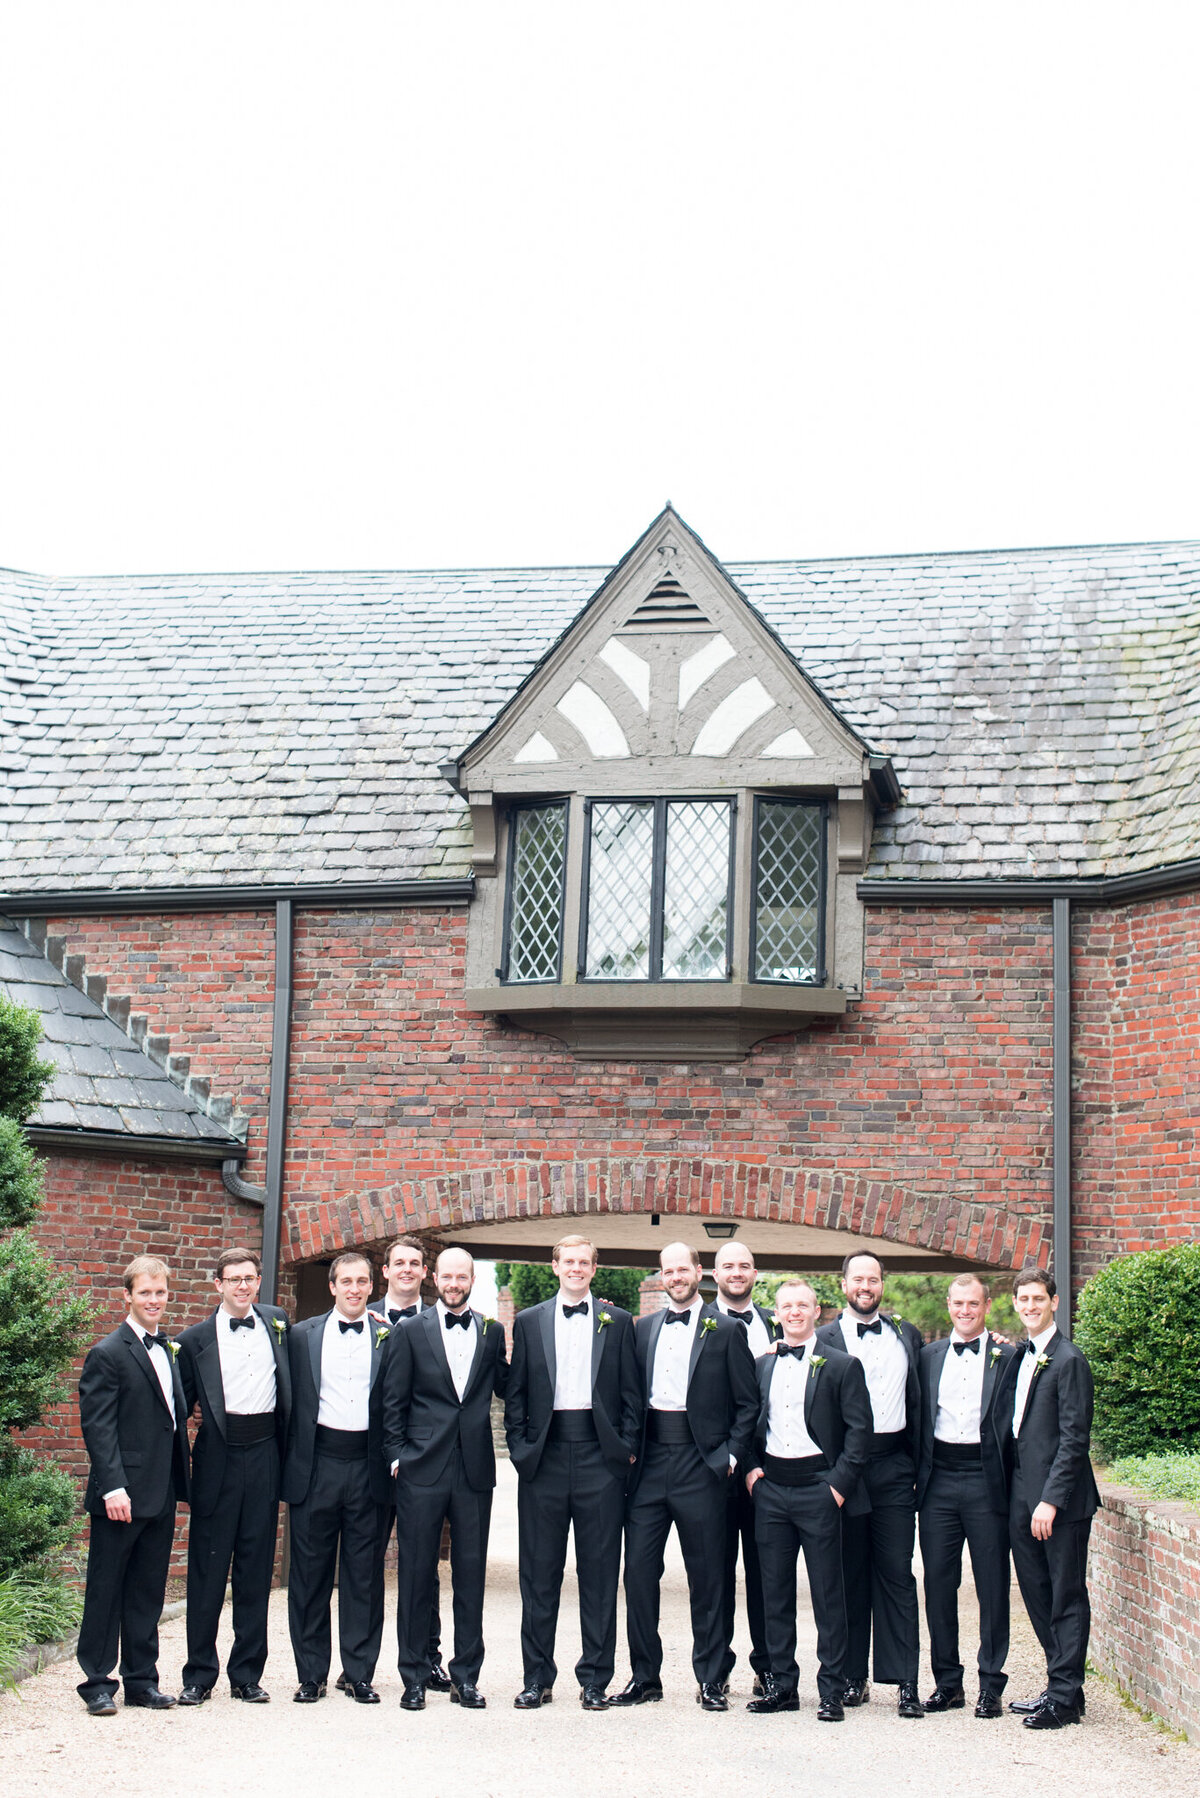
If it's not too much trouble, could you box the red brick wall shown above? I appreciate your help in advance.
[1091,1483,1200,1737]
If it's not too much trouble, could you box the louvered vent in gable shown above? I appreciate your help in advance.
[621,576,712,634]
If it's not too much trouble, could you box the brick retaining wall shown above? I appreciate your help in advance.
[1092,1481,1200,1738]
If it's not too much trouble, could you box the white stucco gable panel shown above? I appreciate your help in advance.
[690,677,776,756]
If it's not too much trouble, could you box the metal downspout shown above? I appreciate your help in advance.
[1052,896,1072,1336]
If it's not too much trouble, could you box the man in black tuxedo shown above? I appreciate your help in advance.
[176,1245,292,1706]
[745,1280,872,1721]
[916,1274,1019,1719]
[1006,1267,1100,1729]
[383,1247,508,1710]
[504,1232,642,1710]
[709,1238,780,1694]
[815,1250,924,1716]
[612,1241,758,1711]
[76,1255,190,1715]
[282,1250,391,1705]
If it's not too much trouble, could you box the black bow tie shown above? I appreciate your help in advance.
[444,1311,472,1330]
[389,1306,418,1323]
[726,1309,752,1325]
[1026,1337,1040,1355]
[562,1302,589,1319]
[143,1332,168,1351]
[664,1310,691,1326]
[338,1319,364,1335]
[857,1319,882,1337]
[953,1337,980,1356]
[776,1343,807,1360]
[229,1315,255,1332]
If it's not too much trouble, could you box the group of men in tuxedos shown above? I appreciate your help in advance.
[74,1236,1098,1734]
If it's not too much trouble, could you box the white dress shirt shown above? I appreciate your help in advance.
[317,1309,372,1430]
[1013,1325,1058,1437]
[553,1295,593,1410]
[933,1332,988,1443]
[216,1305,278,1414]
[716,1297,772,1359]
[839,1310,908,1432]
[437,1299,477,1401]
[764,1344,821,1459]
[648,1297,702,1410]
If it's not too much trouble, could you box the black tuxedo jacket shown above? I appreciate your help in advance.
[752,1345,873,1515]
[504,1297,643,1481]
[78,1322,191,1517]
[633,1306,758,1479]
[1007,1330,1100,1522]
[915,1335,1019,1513]
[816,1311,923,1455]
[178,1304,293,1516]
[281,1310,391,1507]
[382,1306,509,1492]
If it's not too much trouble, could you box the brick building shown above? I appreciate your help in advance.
[3,507,1199,1483]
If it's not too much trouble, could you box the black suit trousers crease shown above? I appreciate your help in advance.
[721,1472,770,1681]
[395,1446,491,1689]
[517,1437,624,1691]
[184,1437,280,1691]
[753,1478,848,1702]
[841,1450,921,1684]
[624,1440,728,1687]
[375,1499,441,1673]
[287,1451,387,1686]
[1009,1469,1092,1704]
[918,1464,1010,1692]
[76,1499,176,1699]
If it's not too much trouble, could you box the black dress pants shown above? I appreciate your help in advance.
[287,1451,386,1685]
[918,1463,1010,1693]
[374,1497,442,1675]
[753,1478,848,1701]
[76,1500,176,1700]
[395,1448,492,1690]
[184,1438,280,1691]
[517,1437,624,1691]
[623,1440,728,1688]
[841,1449,920,1684]
[719,1470,770,1683]
[1009,1470,1092,1705]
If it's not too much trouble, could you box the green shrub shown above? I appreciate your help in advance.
[0,994,56,1127]
[1106,1452,1200,1507]
[0,1439,82,1579]
[1076,1245,1200,1459]
[0,1567,84,1683]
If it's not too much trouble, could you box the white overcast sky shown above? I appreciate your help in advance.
[1,3,1198,577]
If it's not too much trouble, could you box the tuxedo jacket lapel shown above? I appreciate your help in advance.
[368,1313,388,1388]
[980,1339,1002,1417]
[307,1313,325,1401]
[802,1352,820,1431]
[194,1316,228,1435]
[422,1305,459,1402]
[590,1301,607,1387]
[121,1320,174,1416]
[641,1309,667,1382]
[257,1303,290,1394]
[538,1297,558,1392]
[461,1312,488,1401]
[685,1311,705,1390]
[1022,1328,1061,1421]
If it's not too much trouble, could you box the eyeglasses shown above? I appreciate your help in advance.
[222,1275,258,1286]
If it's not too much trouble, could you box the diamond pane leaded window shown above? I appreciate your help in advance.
[505,802,567,982]
[752,798,824,983]
[583,801,655,979]
[583,797,732,981]
[662,800,730,979]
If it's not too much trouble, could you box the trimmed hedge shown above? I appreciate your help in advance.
[1076,1244,1200,1459]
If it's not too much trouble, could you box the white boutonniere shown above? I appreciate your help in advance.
[809,1353,827,1378]
[888,1315,905,1337]
[989,1344,1002,1365]
[597,1311,612,1332]
[168,1339,181,1360]
[1032,1352,1050,1376]
[374,1326,390,1349]
[271,1317,286,1340]
[482,1317,496,1335]
[701,1317,718,1337]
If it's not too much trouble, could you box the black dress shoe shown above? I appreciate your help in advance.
[426,1662,453,1693]
[230,1683,270,1703]
[335,1672,349,1691]
[343,1679,380,1704]
[817,1698,845,1722]
[400,1685,426,1710]
[747,1676,799,1713]
[451,1681,486,1709]
[1023,1698,1081,1729]
[84,1692,117,1716]
[697,1682,728,1711]
[580,1684,610,1709]
[924,1684,965,1712]
[1010,1687,1085,1715]
[611,1679,663,1705]
[125,1688,177,1709]
[176,1685,212,1706]
[513,1683,553,1708]
[293,1681,327,1703]
[898,1682,925,1717]
[975,1691,1003,1718]
[841,1678,870,1706]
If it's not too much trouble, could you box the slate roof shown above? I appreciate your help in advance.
[0,915,241,1146]
[2,535,1200,887]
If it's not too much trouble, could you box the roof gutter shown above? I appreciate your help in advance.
[1,876,473,917]
[857,855,1200,907]
[25,1126,245,1165]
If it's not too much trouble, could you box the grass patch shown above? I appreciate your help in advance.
[0,1569,83,1684]
[1106,1451,1200,1506]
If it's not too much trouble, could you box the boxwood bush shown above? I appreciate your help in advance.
[1076,1244,1200,1459]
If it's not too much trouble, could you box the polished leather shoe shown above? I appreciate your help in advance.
[610,1678,663,1705]
[451,1681,486,1709]
[817,1698,845,1722]
[84,1692,117,1716]
[230,1683,269,1703]
[841,1678,870,1706]
[426,1662,453,1693]
[697,1682,728,1711]
[293,1681,326,1703]
[343,1679,380,1704]
[513,1683,552,1708]
[975,1691,1003,1718]
[1010,1688,1085,1715]
[400,1685,426,1710]
[176,1685,212,1706]
[1023,1698,1081,1729]
[125,1688,177,1709]
[580,1684,610,1709]
[747,1676,799,1713]
[924,1684,965,1712]
[898,1682,925,1717]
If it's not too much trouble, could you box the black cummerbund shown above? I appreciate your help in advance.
[933,1439,983,1469]
[869,1429,907,1457]
[548,1409,598,1443]
[314,1425,369,1459]
[646,1410,693,1445]
[764,1452,829,1486]
[226,1410,277,1447]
